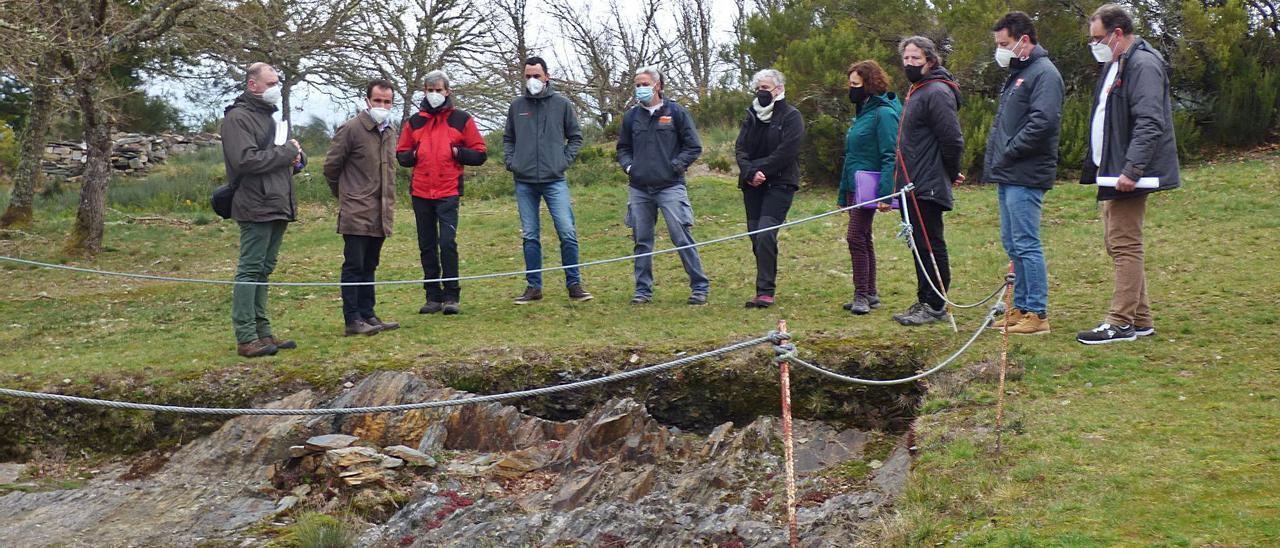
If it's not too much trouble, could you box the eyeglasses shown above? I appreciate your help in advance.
[1088,31,1115,46]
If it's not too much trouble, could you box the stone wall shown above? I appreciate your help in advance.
[42,132,222,179]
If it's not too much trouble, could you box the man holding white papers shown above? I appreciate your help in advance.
[221,62,306,358]
[1077,4,1181,345]
[984,12,1064,335]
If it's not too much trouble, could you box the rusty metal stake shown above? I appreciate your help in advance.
[995,263,1014,455]
[777,319,799,548]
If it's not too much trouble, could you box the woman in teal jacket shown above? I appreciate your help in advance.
[838,60,901,315]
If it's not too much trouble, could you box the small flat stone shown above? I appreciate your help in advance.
[324,446,382,468]
[274,495,299,513]
[287,446,309,458]
[383,445,437,467]
[0,463,27,484]
[305,434,359,452]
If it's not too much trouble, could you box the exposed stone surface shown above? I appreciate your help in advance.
[0,463,26,484]
[0,371,912,547]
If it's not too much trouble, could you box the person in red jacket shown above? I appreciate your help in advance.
[396,70,487,315]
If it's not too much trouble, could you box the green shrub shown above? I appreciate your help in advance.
[0,123,18,177]
[958,98,995,180]
[1173,108,1204,163]
[688,89,753,130]
[1057,95,1093,176]
[280,512,355,548]
[1210,61,1278,147]
[800,112,848,187]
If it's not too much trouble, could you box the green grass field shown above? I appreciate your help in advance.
[0,146,1277,544]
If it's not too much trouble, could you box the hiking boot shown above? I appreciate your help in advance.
[745,295,774,308]
[567,284,594,302]
[989,308,1026,330]
[1076,322,1136,345]
[366,316,399,331]
[263,336,296,350]
[842,293,881,311]
[895,303,947,326]
[237,339,278,358]
[849,294,872,315]
[345,319,382,337]
[687,293,708,306]
[630,295,652,305]
[1133,325,1156,338]
[1006,313,1050,335]
[513,287,542,305]
[442,301,461,315]
[419,301,443,314]
[892,302,924,324]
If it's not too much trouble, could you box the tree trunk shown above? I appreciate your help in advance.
[65,80,112,257]
[0,64,55,229]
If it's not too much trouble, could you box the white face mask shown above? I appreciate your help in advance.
[259,84,282,104]
[1091,34,1115,63]
[995,47,1015,68]
[426,92,446,109]
[526,77,545,95]
[367,107,391,124]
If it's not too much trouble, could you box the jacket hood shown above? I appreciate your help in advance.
[919,66,963,107]
[858,92,900,115]
[227,90,278,116]
[1010,44,1049,70]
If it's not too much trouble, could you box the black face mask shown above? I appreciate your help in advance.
[848,86,868,105]
[755,89,774,107]
[904,64,926,83]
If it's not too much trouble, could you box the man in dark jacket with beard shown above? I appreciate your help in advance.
[222,62,305,358]
[1076,4,1181,345]
[892,36,965,326]
[985,12,1065,336]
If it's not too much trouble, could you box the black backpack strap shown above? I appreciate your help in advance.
[447,110,471,133]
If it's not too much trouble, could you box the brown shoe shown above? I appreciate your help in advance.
[366,316,399,331]
[237,339,278,358]
[263,336,297,350]
[1006,314,1051,335]
[345,319,382,337]
[989,308,1026,330]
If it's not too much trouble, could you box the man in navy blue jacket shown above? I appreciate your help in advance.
[616,66,708,305]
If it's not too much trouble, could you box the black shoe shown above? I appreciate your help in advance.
[1076,322,1136,345]
[848,294,872,315]
[687,293,708,305]
[366,316,399,331]
[345,319,382,337]
[442,301,460,315]
[894,303,947,326]
[1133,325,1156,338]
[513,287,543,305]
[568,284,594,302]
[630,295,651,305]
[419,301,443,314]
[842,293,881,311]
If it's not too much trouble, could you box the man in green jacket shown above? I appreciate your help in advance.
[221,62,305,358]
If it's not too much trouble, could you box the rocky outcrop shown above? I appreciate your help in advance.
[41,132,221,178]
[0,371,911,547]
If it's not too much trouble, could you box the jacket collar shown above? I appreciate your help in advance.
[1010,44,1048,71]
[227,90,278,116]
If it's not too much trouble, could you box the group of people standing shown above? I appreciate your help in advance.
[836,5,1179,345]
[219,3,1179,358]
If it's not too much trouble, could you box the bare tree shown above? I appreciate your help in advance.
[0,1,69,229]
[670,0,718,103]
[323,0,493,122]
[187,0,360,125]
[49,0,200,256]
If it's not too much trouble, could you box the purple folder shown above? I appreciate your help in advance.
[854,170,899,210]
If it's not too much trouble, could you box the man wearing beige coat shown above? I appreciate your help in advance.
[323,79,401,337]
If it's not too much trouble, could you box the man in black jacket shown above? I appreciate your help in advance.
[985,12,1064,335]
[892,36,965,326]
[617,66,708,305]
[734,69,805,308]
[222,62,305,358]
[1076,4,1181,345]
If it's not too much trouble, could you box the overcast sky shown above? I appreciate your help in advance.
[150,0,743,130]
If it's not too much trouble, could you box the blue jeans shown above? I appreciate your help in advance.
[626,185,710,298]
[515,180,582,289]
[998,184,1049,315]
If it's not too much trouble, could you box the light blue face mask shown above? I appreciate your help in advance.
[635,85,654,104]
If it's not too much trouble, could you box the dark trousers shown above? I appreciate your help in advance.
[341,234,385,323]
[903,198,950,309]
[742,184,795,296]
[845,194,878,297]
[412,195,461,302]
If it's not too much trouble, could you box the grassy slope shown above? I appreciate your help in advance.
[0,145,1277,544]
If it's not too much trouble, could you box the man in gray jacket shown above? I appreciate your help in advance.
[616,66,708,305]
[1076,4,1181,345]
[222,62,305,358]
[503,56,592,305]
[985,12,1064,336]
